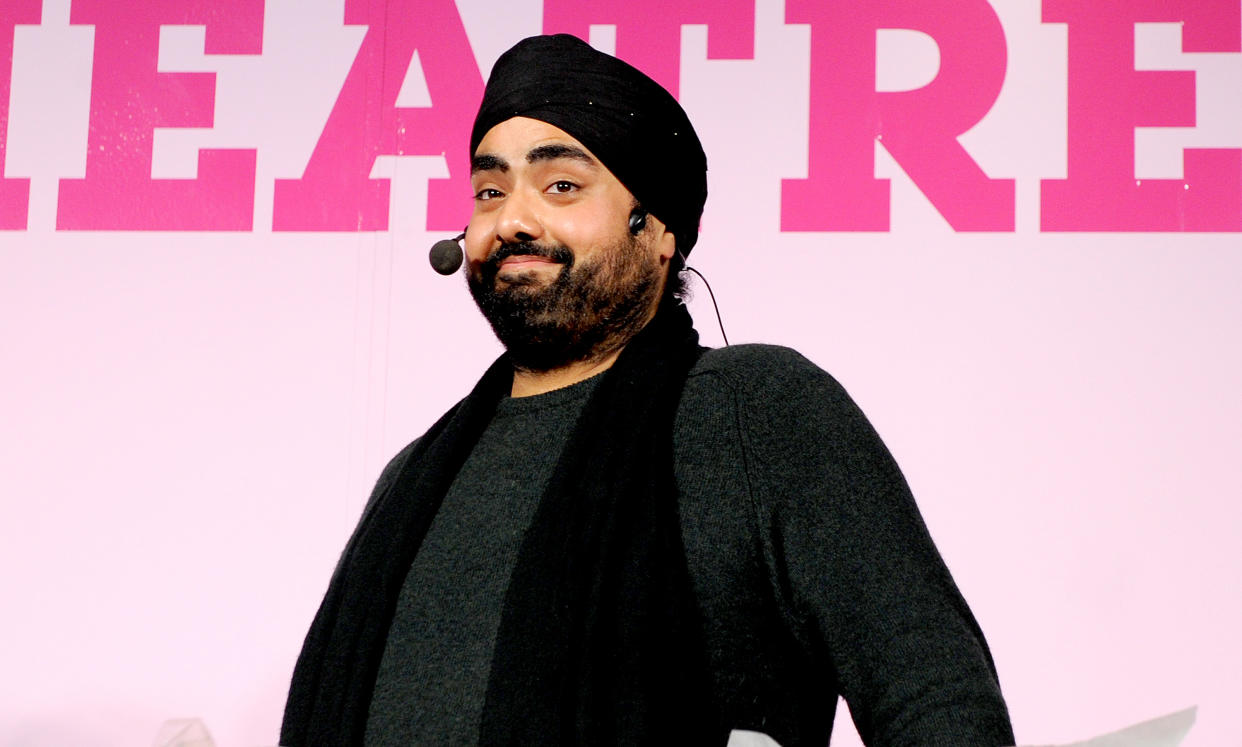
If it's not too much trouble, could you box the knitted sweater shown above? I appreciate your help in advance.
[364,344,1013,746]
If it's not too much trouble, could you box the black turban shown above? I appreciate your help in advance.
[470,34,708,256]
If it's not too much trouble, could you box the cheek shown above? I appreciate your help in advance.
[554,208,624,251]
[463,222,492,265]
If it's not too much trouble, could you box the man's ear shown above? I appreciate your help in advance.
[645,213,677,263]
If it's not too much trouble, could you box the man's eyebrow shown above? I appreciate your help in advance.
[471,154,508,174]
[526,144,597,167]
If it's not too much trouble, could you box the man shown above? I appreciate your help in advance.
[282,34,1014,746]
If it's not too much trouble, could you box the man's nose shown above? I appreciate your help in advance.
[494,189,543,244]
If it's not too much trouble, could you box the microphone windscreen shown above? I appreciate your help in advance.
[429,239,464,275]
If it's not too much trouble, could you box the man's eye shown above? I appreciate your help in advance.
[474,188,503,201]
[548,181,577,194]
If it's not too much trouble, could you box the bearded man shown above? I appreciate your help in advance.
[281,34,1014,747]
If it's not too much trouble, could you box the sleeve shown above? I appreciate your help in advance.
[721,346,1014,746]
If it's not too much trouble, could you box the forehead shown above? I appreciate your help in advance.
[475,116,578,152]
[472,117,600,169]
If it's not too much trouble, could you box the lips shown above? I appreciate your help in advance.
[490,241,567,263]
[499,254,558,270]
[482,242,575,280]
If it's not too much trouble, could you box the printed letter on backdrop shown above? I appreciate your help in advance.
[542,0,755,98]
[1042,0,1242,231]
[783,0,1014,232]
[272,0,481,232]
[1,0,41,230]
[57,0,263,231]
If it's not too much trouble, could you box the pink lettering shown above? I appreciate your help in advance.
[1041,0,1241,231]
[1,0,40,230]
[272,0,481,232]
[542,0,755,98]
[782,0,1014,232]
[57,0,262,231]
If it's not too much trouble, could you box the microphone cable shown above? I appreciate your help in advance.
[682,263,729,347]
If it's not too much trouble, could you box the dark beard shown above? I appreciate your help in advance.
[467,236,663,372]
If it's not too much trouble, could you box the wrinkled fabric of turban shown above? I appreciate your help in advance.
[470,33,708,256]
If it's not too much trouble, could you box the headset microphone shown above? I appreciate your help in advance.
[429,232,466,275]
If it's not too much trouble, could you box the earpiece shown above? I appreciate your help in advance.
[628,208,647,235]
[429,231,466,275]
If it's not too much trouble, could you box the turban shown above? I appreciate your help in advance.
[470,34,708,256]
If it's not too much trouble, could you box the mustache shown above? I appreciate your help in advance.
[484,241,575,272]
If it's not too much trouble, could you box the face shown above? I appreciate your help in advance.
[465,117,676,372]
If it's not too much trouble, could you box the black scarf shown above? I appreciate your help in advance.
[280,302,726,745]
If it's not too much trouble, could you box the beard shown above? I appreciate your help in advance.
[467,232,664,372]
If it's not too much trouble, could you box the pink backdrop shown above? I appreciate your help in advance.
[2,0,1240,744]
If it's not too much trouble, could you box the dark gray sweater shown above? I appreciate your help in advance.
[364,345,1013,746]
